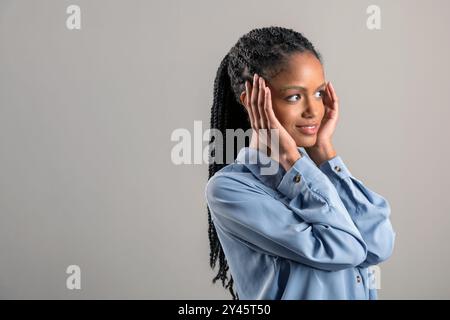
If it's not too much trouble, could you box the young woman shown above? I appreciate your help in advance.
[205,26,396,300]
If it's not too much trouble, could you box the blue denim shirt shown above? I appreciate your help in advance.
[205,146,396,300]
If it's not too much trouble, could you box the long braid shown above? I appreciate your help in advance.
[207,53,244,300]
[206,26,322,300]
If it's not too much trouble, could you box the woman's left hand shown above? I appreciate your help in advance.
[304,81,339,165]
[314,81,339,146]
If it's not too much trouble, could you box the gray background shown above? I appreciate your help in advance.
[0,0,449,299]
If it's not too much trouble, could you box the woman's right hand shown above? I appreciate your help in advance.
[243,73,301,171]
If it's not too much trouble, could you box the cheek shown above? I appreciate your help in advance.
[272,104,297,126]
[319,103,326,119]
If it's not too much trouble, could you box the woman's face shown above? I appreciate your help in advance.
[265,52,326,148]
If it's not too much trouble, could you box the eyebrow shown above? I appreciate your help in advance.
[280,82,327,92]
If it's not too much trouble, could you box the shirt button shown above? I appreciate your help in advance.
[356,275,361,283]
[293,174,301,183]
[334,165,342,172]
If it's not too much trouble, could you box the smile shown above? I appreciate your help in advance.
[295,124,319,135]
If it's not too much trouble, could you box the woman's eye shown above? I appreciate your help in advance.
[315,90,325,98]
[286,94,301,102]
[317,90,325,98]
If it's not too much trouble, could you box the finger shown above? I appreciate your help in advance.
[259,78,270,142]
[327,82,339,118]
[263,86,280,128]
[250,73,260,130]
[258,80,269,155]
[328,81,339,105]
[324,81,332,105]
[258,77,268,129]
[244,81,256,129]
[245,81,260,148]
[263,87,283,157]
[262,86,272,144]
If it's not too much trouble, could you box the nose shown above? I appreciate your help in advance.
[301,95,322,118]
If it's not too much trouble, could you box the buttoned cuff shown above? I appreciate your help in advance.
[276,154,325,200]
[319,155,352,180]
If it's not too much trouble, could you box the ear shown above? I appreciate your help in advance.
[239,90,247,107]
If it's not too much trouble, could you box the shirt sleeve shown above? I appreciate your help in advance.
[205,155,368,272]
[318,155,396,268]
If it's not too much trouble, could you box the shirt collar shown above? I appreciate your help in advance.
[235,146,311,190]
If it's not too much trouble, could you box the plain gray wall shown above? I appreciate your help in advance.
[1,0,449,299]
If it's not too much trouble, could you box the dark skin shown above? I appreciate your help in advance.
[239,52,339,170]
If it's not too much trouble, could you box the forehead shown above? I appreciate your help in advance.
[270,52,324,86]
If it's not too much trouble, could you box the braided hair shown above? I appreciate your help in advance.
[207,26,323,300]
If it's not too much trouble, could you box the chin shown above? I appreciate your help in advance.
[294,135,317,148]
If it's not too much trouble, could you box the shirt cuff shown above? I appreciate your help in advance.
[276,153,326,200]
[319,155,352,180]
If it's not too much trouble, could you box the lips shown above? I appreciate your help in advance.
[295,123,319,135]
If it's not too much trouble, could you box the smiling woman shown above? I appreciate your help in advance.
[205,26,395,300]
[257,52,328,146]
